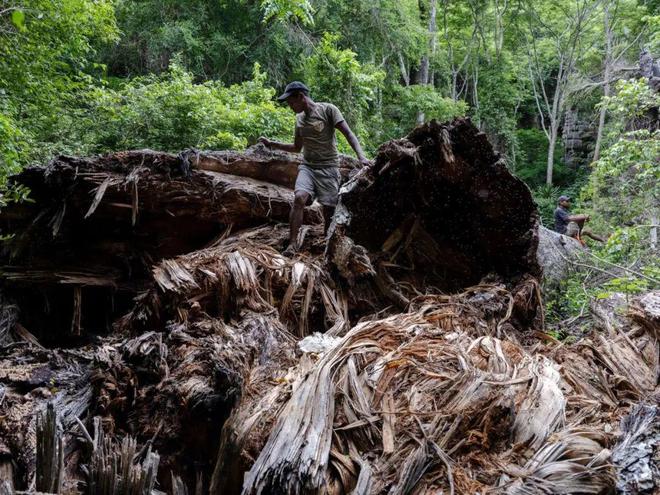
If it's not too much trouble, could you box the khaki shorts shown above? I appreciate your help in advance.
[566,221,580,237]
[295,164,341,207]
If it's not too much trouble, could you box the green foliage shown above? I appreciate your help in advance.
[0,111,31,212]
[582,80,659,240]
[0,111,23,178]
[546,77,660,330]
[603,274,652,295]
[586,78,659,231]
[471,58,528,157]
[0,0,118,109]
[0,111,31,237]
[102,0,305,85]
[600,78,659,129]
[0,0,118,165]
[544,236,659,329]
[11,9,25,31]
[261,0,314,25]
[383,85,467,138]
[515,129,578,188]
[79,63,295,153]
[648,14,660,53]
[584,129,659,224]
[302,33,385,148]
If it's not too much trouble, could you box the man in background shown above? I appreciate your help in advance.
[259,81,370,256]
[554,195,606,244]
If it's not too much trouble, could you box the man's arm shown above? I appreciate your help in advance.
[336,120,371,167]
[568,214,590,222]
[259,132,302,153]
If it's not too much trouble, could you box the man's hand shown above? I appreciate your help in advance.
[258,137,272,148]
[359,157,372,169]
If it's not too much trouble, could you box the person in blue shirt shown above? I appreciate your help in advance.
[554,195,606,243]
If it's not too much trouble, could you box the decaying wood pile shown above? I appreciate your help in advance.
[0,118,658,494]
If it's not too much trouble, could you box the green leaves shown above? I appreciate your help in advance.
[74,62,294,154]
[0,0,119,163]
[601,78,660,124]
[11,9,26,31]
[261,0,314,25]
[302,33,385,150]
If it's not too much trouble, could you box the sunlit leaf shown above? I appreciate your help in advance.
[11,9,26,31]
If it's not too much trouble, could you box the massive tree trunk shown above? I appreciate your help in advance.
[0,118,656,494]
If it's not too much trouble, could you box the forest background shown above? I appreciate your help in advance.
[1,0,658,330]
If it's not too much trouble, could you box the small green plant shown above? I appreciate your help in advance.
[603,276,649,295]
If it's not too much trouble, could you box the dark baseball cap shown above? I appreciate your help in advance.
[277,81,310,101]
[558,195,571,202]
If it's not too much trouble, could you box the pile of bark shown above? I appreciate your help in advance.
[0,118,657,494]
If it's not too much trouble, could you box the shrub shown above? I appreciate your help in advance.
[79,63,295,153]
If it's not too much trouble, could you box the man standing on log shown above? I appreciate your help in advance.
[259,81,371,256]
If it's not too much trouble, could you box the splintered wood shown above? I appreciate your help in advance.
[0,119,658,494]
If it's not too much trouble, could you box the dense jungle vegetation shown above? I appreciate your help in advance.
[1,0,658,329]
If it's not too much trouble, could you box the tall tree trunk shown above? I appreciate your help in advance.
[473,62,481,129]
[494,0,508,60]
[546,123,558,185]
[593,2,613,162]
[545,74,563,185]
[398,52,410,86]
[428,0,438,85]
[417,0,437,85]
[650,211,658,252]
[524,0,598,185]
[417,0,438,124]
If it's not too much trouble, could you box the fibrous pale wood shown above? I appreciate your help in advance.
[35,404,63,494]
[237,285,654,495]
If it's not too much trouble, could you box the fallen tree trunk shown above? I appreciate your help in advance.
[184,145,360,189]
[1,148,327,346]
[330,119,540,293]
[536,225,584,289]
[0,118,656,494]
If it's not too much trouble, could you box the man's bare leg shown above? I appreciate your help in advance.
[322,206,335,234]
[288,191,311,252]
[582,228,607,243]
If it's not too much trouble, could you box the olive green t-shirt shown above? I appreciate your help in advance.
[295,102,345,168]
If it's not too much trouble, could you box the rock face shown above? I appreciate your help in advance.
[563,108,596,169]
